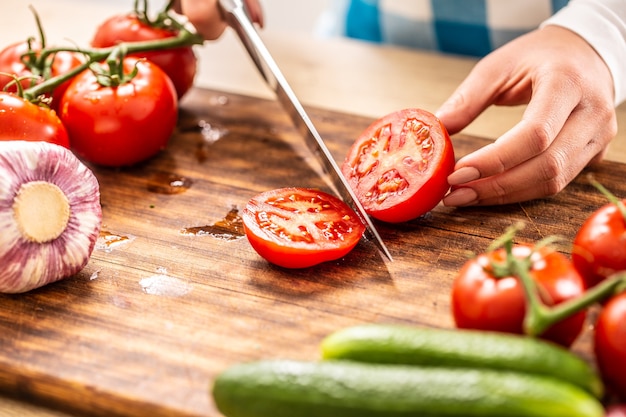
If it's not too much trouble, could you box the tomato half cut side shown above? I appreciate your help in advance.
[342,108,455,223]
[242,188,366,268]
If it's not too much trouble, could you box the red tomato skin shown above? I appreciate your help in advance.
[572,201,626,288]
[0,92,70,148]
[91,14,197,99]
[594,293,626,400]
[242,188,366,268]
[452,245,587,347]
[59,58,177,167]
[0,41,32,91]
[606,405,626,417]
[0,41,83,111]
[342,108,455,223]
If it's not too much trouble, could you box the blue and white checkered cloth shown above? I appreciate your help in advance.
[316,0,626,105]
[319,0,569,56]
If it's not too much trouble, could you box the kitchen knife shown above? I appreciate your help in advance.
[218,0,392,261]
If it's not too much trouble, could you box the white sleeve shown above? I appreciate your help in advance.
[541,0,626,106]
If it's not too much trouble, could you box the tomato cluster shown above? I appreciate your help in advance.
[452,243,586,347]
[0,5,197,167]
[450,189,626,405]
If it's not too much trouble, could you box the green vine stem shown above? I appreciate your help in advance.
[21,28,203,101]
[493,224,626,338]
[587,173,626,221]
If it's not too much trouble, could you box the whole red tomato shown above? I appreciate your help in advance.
[451,245,587,347]
[341,108,455,223]
[0,41,83,110]
[59,57,177,167]
[242,187,366,268]
[572,200,626,288]
[0,92,70,148]
[594,292,626,400]
[91,14,197,98]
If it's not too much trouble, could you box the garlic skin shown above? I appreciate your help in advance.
[0,141,102,293]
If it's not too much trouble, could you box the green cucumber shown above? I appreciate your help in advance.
[320,324,603,397]
[212,359,604,417]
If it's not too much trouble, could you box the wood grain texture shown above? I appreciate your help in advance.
[0,88,623,417]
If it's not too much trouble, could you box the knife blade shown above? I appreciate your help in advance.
[218,0,392,261]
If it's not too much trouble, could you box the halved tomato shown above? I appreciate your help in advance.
[242,188,366,268]
[342,108,455,223]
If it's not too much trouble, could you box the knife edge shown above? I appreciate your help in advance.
[219,0,392,261]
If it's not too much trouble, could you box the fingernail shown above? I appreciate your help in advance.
[443,187,478,207]
[448,166,480,186]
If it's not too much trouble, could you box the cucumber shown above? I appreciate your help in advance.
[212,359,604,417]
[320,324,603,397]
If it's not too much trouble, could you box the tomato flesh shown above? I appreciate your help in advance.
[342,108,455,223]
[451,245,586,347]
[572,201,626,288]
[242,188,366,268]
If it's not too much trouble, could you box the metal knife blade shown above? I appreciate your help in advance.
[218,0,392,261]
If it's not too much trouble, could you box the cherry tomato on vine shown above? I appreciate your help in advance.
[91,14,197,98]
[0,40,83,110]
[572,200,626,288]
[0,92,69,148]
[594,292,626,400]
[451,245,586,347]
[242,187,366,268]
[59,57,177,167]
[341,108,455,223]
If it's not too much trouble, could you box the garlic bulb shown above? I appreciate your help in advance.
[0,141,102,293]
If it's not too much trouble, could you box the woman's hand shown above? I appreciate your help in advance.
[437,25,617,207]
[172,0,264,40]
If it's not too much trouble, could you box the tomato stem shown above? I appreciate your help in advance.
[520,267,626,336]
[587,174,626,223]
[22,28,203,100]
[490,222,626,338]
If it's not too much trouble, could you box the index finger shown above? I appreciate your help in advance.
[448,74,583,185]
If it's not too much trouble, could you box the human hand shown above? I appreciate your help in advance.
[172,0,264,40]
[436,25,617,207]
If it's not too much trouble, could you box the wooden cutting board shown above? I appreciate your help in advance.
[0,87,623,417]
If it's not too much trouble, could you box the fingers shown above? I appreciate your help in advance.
[439,26,617,206]
[173,0,264,40]
[448,73,583,186]
[443,103,616,206]
[244,0,265,27]
[175,0,228,40]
